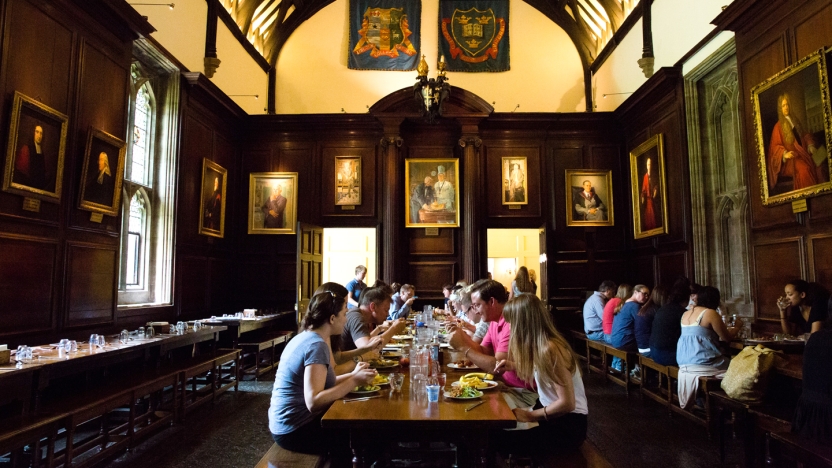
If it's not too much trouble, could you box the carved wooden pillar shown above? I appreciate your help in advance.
[459,122,483,283]
[380,120,404,283]
[204,0,221,77]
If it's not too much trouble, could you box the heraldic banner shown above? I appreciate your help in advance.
[349,0,421,70]
[439,0,509,72]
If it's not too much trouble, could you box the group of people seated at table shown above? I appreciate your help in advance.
[583,276,832,443]
[268,274,588,464]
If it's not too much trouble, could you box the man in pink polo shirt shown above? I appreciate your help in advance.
[448,279,531,389]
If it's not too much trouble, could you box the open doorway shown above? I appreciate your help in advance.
[486,229,541,299]
[322,228,377,287]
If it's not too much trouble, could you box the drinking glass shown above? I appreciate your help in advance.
[119,329,129,343]
[69,340,78,352]
[176,322,185,334]
[411,374,427,402]
[146,326,154,338]
[89,334,99,351]
[426,381,440,402]
[389,373,404,393]
[59,339,69,352]
[436,372,447,390]
[97,335,106,348]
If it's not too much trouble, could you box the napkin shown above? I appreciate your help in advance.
[501,392,539,431]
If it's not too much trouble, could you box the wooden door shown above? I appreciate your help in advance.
[297,223,324,324]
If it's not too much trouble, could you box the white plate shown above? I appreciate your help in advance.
[381,351,402,358]
[392,335,413,340]
[447,363,479,370]
[349,386,381,395]
[451,380,498,391]
[443,389,484,400]
[369,360,399,369]
[384,343,406,348]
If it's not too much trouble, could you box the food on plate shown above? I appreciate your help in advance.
[452,359,474,367]
[372,374,389,385]
[458,372,494,388]
[352,384,381,392]
[447,385,482,398]
[367,359,397,368]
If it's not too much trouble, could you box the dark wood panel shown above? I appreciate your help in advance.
[752,239,804,321]
[651,111,688,246]
[485,145,542,218]
[794,2,832,58]
[590,145,626,252]
[65,243,116,327]
[551,147,585,251]
[656,251,689,290]
[810,235,832,286]
[407,146,455,159]
[209,258,232,314]
[553,260,589,289]
[629,255,656,289]
[0,235,57,336]
[409,262,456,298]
[320,145,377,218]
[594,258,627,286]
[178,256,208,317]
[409,229,454,255]
[275,146,316,222]
[179,115,214,244]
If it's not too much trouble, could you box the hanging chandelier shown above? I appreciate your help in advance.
[413,55,450,124]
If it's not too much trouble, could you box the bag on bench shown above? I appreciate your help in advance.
[721,344,780,404]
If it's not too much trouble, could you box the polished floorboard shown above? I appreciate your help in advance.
[100,372,739,468]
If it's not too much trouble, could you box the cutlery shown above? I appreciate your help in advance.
[464,401,485,412]
[343,395,382,403]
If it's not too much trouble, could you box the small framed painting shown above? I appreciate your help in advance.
[78,127,127,216]
[565,169,613,227]
[198,158,228,238]
[335,156,361,206]
[501,157,528,205]
[248,172,298,235]
[405,158,460,228]
[2,91,69,202]
[629,134,668,239]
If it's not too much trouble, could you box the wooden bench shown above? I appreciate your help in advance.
[505,440,614,468]
[174,349,240,419]
[568,330,589,365]
[238,331,292,380]
[255,443,328,468]
[0,413,64,468]
[585,339,607,377]
[638,355,670,406]
[666,366,721,438]
[603,345,638,395]
[768,431,832,467]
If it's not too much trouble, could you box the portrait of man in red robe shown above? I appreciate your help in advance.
[766,93,828,195]
[640,157,661,232]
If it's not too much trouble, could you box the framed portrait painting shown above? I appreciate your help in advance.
[78,127,126,216]
[630,134,668,240]
[198,159,228,238]
[335,156,361,206]
[501,157,528,205]
[2,91,69,202]
[405,158,460,228]
[565,170,614,227]
[248,172,298,235]
[751,48,832,205]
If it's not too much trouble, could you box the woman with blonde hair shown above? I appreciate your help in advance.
[494,294,588,456]
[509,266,535,299]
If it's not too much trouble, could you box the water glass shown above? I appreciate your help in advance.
[426,382,440,402]
[436,372,447,390]
[176,321,186,334]
[137,327,146,339]
[97,335,106,348]
[89,334,99,351]
[69,340,78,352]
[59,339,69,351]
[389,373,404,393]
[411,374,427,402]
[146,326,154,338]
[119,329,129,343]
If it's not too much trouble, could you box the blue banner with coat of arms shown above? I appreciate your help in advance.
[439,0,509,72]
[349,0,421,70]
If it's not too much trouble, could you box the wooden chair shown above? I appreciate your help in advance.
[254,443,328,468]
[767,431,832,467]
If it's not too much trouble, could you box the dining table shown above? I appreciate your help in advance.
[321,352,517,468]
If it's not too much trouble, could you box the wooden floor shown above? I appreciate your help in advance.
[97,372,740,468]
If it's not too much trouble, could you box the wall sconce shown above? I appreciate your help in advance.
[601,92,634,98]
[413,55,450,124]
[228,94,260,99]
[129,2,175,9]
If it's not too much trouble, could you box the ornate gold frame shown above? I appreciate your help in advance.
[198,158,228,238]
[751,48,832,206]
[78,127,127,216]
[248,172,298,235]
[630,134,669,240]
[501,157,529,206]
[334,156,361,206]
[405,158,460,228]
[2,91,69,202]
[565,169,614,227]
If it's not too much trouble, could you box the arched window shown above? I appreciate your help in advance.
[125,191,149,289]
[129,81,154,186]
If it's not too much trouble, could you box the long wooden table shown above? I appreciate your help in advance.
[322,359,516,467]
[203,312,294,347]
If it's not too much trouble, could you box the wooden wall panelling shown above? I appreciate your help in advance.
[208,257,233,315]
[177,255,208,318]
[64,242,117,327]
[751,238,805,322]
[0,234,58,337]
[809,234,832,285]
[656,251,689,289]
[550,146,586,252]
[408,262,456,299]
[274,144,318,224]
[409,229,455,255]
[179,115,215,245]
[320,144,377,219]
[594,258,627,287]
[629,255,656,289]
[553,260,589,290]
[590,144,627,253]
[485,144,542,218]
[649,108,689,246]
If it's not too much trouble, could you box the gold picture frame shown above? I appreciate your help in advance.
[751,48,832,206]
[501,157,528,205]
[630,134,668,239]
[335,156,361,206]
[78,127,127,216]
[198,159,228,238]
[405,158,460,228]
[2,91,69,202]
[565,169,614,227]
[248,172,298,235]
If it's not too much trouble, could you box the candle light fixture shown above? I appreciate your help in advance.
[129,2,175,9]
[413,54,450,124]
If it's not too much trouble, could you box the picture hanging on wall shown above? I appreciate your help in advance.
[405,158,460,228]
[751,48,832,206]
[248,172,298,235]
[501,157,528,206]
[198,158,228,238]
[438,0,509,72]
[2,91,69,202]
[335,156,361,206]
[348,0,421,70]
[565,169,614,227]
[78,127,127,216]
[629,134,668,240]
